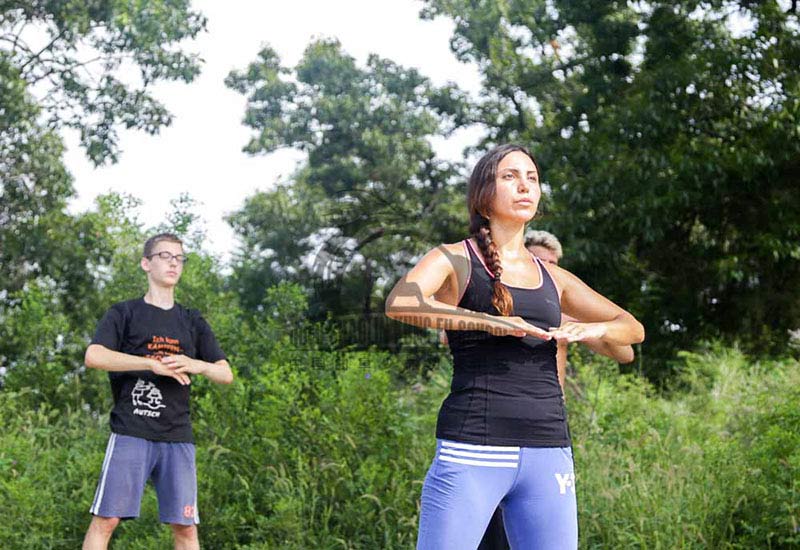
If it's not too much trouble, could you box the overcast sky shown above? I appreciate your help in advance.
[62,0,482,262]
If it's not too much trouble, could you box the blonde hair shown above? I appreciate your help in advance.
[524,229,563,260]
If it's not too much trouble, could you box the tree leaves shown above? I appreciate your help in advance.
[227,39,467,316]
[1,0,205,164]
[423,0,800,371]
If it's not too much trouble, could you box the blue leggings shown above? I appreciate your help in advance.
[417,439,578,550]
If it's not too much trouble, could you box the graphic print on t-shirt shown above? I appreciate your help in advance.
[132,378,167,417]
[131,334,185,418]
[146,334,183,358]
[92,299,227,442]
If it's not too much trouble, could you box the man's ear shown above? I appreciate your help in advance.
[140,257,150,273]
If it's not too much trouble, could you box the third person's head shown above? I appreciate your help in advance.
[525,230,563,266]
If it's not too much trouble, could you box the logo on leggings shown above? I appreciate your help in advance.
[132,378,166,417]
[555,472,576,495]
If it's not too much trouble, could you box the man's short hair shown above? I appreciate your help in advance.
[524,229,563,260]
[143,233,183,258]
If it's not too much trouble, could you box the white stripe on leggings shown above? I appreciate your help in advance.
[90,433,117,514]
[441,440,520,452]
[439,448,520,460]
[438,454,519,468]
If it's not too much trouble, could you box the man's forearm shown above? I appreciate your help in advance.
[85,344,156,372]
[557,340,567,394]
[581,339,635,364]
[198,360,233,385]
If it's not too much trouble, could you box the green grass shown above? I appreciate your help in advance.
[1,345,798,548]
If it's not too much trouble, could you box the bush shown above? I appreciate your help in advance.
[2,267,798,549]
[570,345,800,549]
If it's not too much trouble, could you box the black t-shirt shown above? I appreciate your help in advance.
[91,298,226,443]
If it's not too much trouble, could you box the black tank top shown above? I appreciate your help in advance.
[436,238,571,447]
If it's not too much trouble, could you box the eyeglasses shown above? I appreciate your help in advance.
[146,251,189,264]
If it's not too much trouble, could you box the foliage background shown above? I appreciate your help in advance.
[2,0,799,548]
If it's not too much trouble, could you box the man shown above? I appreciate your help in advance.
[526,230,634,389]
[82,233,233,550]
[478,230,633,550]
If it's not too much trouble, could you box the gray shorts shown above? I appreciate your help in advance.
[89,433,199,525]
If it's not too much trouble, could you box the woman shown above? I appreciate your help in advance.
[385,144,644,549]
[478,229,636,550]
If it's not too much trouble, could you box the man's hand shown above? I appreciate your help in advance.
[548,321,607,343]
[150,357,191,385]
[159,355,233,385]
[161,354,208,380]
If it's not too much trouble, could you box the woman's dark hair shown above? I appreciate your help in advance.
[467,143,540,316]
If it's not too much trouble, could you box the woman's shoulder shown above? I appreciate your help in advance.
[419,239,469,258]
[440,239,470,255]
[417,240,471,279]
[539,261,584,297]
[433,240,472,266]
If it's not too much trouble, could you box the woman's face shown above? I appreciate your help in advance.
[490,150,540,223]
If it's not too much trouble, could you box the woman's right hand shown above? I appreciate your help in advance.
[485,315,552,340]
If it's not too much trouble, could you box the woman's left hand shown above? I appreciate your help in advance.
[547,321,607,343]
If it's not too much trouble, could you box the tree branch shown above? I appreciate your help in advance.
[0,34,33,57]
[12,18,30,53]
[19,27,68,71]
[508,91,528,133]
[354,227,385,251]
[25,55,105,86]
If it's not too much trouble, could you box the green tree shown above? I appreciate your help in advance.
[1,55,75,297]
[1,0,205,164]
[422,0,800,372]
[226,39,469,318]
[1,0,208,327]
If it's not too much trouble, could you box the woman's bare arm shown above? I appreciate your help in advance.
[548,266,645,346]
[385,244,550,339]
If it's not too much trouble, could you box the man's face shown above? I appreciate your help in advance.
[141,240,184,287]
[528,244,559,266]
